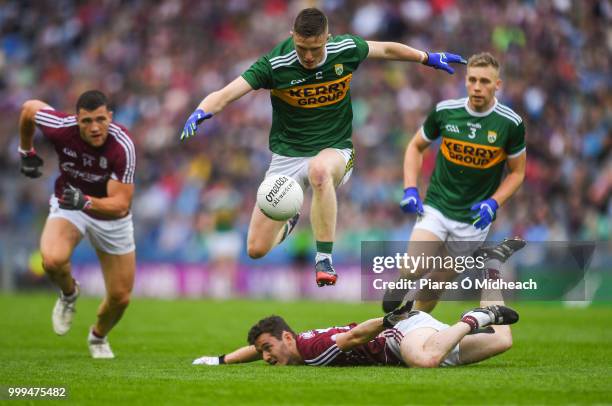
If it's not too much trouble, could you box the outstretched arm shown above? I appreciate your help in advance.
[181,77,253,140]
[335,303,414,351]
[196,76,254,115]
[335,317,386,351]
[366,41,466,74]
[366,41,427,63]
[193,345,261,365]
[225,345,261,364]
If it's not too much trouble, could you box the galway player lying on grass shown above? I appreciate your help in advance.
[194,300,517,368]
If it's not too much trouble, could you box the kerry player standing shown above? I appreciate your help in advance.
[383,53,526,312]
[180,7,466,287]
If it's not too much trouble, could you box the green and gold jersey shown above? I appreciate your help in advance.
[241,34,369,157]
[422,97,526,223]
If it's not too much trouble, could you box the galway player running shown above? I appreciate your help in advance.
[18,91,136,358]
[180,7,466,287]
[383,53,527,312]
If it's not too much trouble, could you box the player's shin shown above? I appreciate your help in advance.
[94,292,131,337]
[474,237,526,306]
[310,172,337,247]
[44,264,76,296]
[310,170,339,286]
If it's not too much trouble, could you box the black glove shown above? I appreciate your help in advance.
[19,149,44,178]
[383,301,415,329]
[59,185,92,211]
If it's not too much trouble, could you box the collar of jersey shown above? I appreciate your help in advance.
[296,47,327,70]
[464,97,498,117]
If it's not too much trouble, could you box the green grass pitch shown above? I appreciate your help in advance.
[1,293,611,405]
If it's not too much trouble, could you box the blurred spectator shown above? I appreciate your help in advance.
[0,0,609,272]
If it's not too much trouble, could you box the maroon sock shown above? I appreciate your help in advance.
[485,268,501,280]
[461,315,478,332]
[92,328,105,339]
[62,279,78,297]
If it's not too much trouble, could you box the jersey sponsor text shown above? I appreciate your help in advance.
[440,137,506,169]
[271,74,352,108]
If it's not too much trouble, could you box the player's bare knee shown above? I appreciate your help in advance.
[398,270,411,280]
[497,333,513,353]
[247,247,266,259]
[308,162,332,188]
[420,358,441,368]
[247,242,269,259]
[399,267,427,280]
[108,291,131,308]
[401,346,441,368]
[425,350,446,367]
[246,226,274,259]
[41,253,70,273]
[407,355,441,368]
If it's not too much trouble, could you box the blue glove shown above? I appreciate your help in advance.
[180,109,213,140]
[400,187,424,216]
[424,52,467,74]
[471,198,499,230]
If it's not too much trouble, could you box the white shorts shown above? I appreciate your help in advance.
[48,195,135,255]
[413,205,489,255]
[265,148,354,192]
[387,311,461,367]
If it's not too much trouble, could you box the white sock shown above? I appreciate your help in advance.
[485,258,503,271]
[88,328,106,342]
[315,253,332,264]
[464,310,492,328]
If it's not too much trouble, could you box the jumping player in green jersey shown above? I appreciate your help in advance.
[383,53,526,312]
[180,8,466,287]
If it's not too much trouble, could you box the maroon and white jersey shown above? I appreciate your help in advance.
[34,109,136,219]
[296,324,403,366]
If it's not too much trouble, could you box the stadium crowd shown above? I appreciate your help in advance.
[0,0,609,270]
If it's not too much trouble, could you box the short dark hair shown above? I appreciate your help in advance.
[467,52,500,71]
[247,315,296,345]
[76,90,109,112]
[293,8,328,37]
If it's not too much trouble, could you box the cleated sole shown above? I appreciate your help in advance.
[316,273,337,287]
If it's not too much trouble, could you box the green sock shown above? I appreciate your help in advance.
[316,241,333,254]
